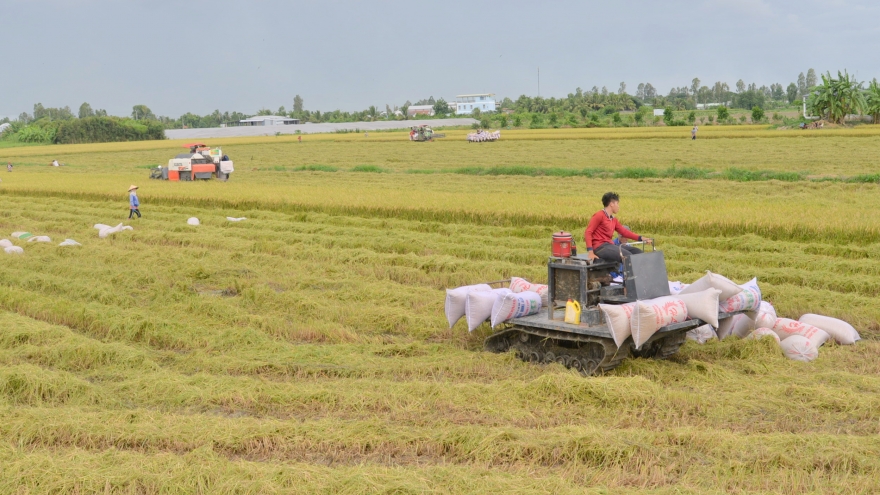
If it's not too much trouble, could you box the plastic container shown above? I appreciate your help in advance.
[551,231,573,257]
[564,299,581,324]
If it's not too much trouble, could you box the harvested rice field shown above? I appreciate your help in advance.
[1,128,879,494]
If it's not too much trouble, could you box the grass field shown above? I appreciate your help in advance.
[1,128,879,494]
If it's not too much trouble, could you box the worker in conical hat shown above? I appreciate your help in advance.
[128,185,141,219]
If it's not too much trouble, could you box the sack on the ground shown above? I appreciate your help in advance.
[187,217,200,226]
[491,291,542,327]
[0,239,12,248]
[755,301,777,329]
[746,328,781,344]
[720,278,761,313]
[599,302,637,348]
[676,288,721,328]
[99,223,124,238]
[227,217,247,222]
[780,335,819,362]
[772,318,831,345]
[445,284,492,328]
[509,277,549,307]
[679,271,743,300]
[465,288,511,332]
[631,296,688,349]
[717,313,755,339]
[27,236,51,243]
[797,314,860,345]
[4,246,23,254]
[93,224,111,231]
[11,232,33,240]
[686,324,717,344]
[59,239,82,247]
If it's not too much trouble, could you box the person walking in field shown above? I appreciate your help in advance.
[691,125,698,140]
[128,185,141,219]
[6,162,11,172]
[584,192,652,263]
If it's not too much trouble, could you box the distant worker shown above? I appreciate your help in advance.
[298,135,301,143]
[691,125,698,140]
[51,159,60,167]
[6,162,11,172]
[128,185,141,219]
[584,192,652,263]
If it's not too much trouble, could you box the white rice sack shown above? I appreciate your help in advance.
[754,306,777,330]
[798,314,860,345]
[187,217,200,226]
[720,278,761,313]
[58,239,82,247]
[675,288,721,328]
[509,277,549,307]
[27,236,51,243]
[11,232,30,239]
[631,296,688,349]
[490,291,542,327]
[599,302,637,348]
[717,313,755,339]
[686,324,717,344]
[780,335,819,362]
[0,239,12,248]
[98,223,124,238]
[93,224,111,231]
[227,217,247,222]
[746,328,781,344]
[445,284,492,328]
[668,281,687,295]
[465,288,511,332]
[4,246,24,254]
[121,226,134,231]
[772,318,831,346]
[679,271,743,300]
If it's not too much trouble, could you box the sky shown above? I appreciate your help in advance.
[2,0,879,119]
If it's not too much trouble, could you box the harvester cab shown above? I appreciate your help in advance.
[409,125,446,142]
[484,236,744,375]
[151,143,234,181]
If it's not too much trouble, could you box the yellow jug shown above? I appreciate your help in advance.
[564,299,581,325]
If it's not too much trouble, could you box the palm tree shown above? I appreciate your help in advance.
[865,79,880,124]
[808,70,866,124]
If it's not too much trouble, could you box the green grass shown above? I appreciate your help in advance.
[0,130,879,493]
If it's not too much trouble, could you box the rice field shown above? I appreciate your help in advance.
[1,128,879,494]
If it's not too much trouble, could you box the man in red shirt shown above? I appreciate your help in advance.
[584,192,653,263]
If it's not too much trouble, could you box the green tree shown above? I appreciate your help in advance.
[797,72,807,96]
[687,111,696,124]
[78,102,94,119]
[786,83,799,104]
[864,79,880,124]
[663,106,674,125]
[293,95,303,113]
[611,112,622,124]
[131,105,156,120]
[808,70,866,124]
[751,106,765,122]
[548,113,558,125]
[498,115,508,128]
[806,68,817,88]
[513,115,522,127]
[433,98,450,116]
[716,106,730,122]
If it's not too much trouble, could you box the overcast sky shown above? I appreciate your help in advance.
[3,0,879,119]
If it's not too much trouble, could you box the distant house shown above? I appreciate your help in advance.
[0,123,10,134]
[407,105,435,117]
[455,94,496,114]
[235,115,300,126]
[653,109,665,117]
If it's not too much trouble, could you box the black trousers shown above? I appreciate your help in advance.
[594,242,642,263]
[129,208,141,218]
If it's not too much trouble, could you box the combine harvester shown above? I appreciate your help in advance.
[150,143,234,181]
[409,125,445,142]
[482,239,745,375]
[467,129,500,142]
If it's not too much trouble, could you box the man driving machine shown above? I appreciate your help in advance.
[584,192,653,263]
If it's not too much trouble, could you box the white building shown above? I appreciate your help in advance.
[236,115,300,126]
[455,94,496,114]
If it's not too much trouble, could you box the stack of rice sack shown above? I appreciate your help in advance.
[444,277,546,332]
[678,271,861,362]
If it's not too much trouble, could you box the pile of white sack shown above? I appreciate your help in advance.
[670,271,860,362]
[445,277,547,332]
[2,233,82,254]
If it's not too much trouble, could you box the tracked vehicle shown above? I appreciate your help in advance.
[484,249,742,375]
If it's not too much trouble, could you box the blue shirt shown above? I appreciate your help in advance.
[130,192,139,207]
